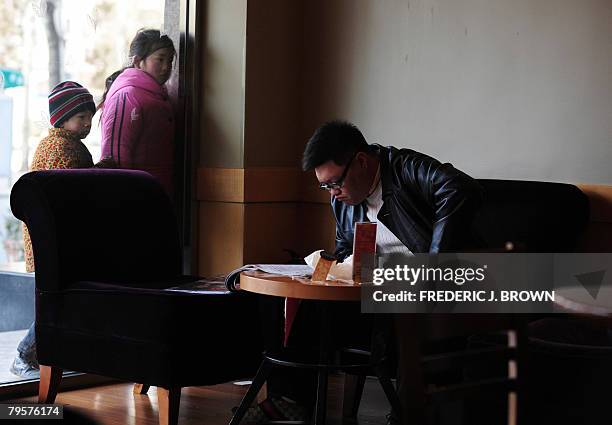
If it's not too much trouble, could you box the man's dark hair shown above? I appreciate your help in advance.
[302,120,369,171]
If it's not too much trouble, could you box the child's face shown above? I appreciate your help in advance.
[136,47,174,85]
[61,110,93,139]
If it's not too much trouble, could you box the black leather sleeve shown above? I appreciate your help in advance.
[334,225,353,262]
[399,154,483,253]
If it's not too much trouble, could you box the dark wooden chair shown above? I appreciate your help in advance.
[344,179,590,424]
[393,314,529,425]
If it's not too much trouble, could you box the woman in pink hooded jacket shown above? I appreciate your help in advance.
[99,29,175,197]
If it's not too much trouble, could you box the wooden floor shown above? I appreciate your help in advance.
[10,374,390,425]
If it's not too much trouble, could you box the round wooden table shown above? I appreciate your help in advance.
[229,271,400,425]
[555,285,612,325]
[239,270,361,301]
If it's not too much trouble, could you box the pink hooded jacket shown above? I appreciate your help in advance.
[100,68,174,196]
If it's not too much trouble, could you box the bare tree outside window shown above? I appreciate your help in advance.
[0,0,165,270]
[44,0,63,89]
[0,0,167,387]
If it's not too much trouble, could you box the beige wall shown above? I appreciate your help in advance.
[196,0,612,274]
[301,0,612,184]
[199,0,246,168]
[244,0,303,167]
[199,0,304,169]
[197,0,309,275]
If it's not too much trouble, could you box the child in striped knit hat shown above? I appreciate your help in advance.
[24,81,115,272]
[10,81,115,379]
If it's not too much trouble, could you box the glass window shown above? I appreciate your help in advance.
[0,0,165,384]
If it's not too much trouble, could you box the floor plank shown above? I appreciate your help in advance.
[9,374,390,425]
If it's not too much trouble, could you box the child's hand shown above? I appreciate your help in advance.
[93,157,118,168]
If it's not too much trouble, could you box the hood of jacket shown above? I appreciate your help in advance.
[107,68,167,101]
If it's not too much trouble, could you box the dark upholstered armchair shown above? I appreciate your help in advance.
[10,169,262,425]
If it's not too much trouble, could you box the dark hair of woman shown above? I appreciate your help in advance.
[97,28,175,110]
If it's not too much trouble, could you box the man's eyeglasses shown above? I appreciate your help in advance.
[319,152,357,191]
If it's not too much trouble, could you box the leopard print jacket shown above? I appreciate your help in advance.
[23,128,95,272]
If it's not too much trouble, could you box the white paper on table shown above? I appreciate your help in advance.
[304,250,353,281]
[253,264,313,276]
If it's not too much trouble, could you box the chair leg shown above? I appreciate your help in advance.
[157,387,181,425]
[230,360,273,425]
[514,319,530,425]
[342,373,366,421]
[314,366,329,425]
[395,315,426,425]
[134,383,150,395]
[38,365,62,403]
[378,375,403,424]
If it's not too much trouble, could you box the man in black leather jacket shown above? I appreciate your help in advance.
[302,120,484,424]
[302,120,484,258]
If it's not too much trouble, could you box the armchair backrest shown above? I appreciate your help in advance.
[11,169,182,291]
[575,184,612,252]
[474,179,589,252]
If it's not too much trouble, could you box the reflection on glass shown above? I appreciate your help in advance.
[0,0,164,385]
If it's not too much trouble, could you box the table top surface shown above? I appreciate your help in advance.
[555,285,612,319]
[239,271,361,301]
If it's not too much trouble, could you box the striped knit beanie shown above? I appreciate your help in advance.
[48,81,96,128]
